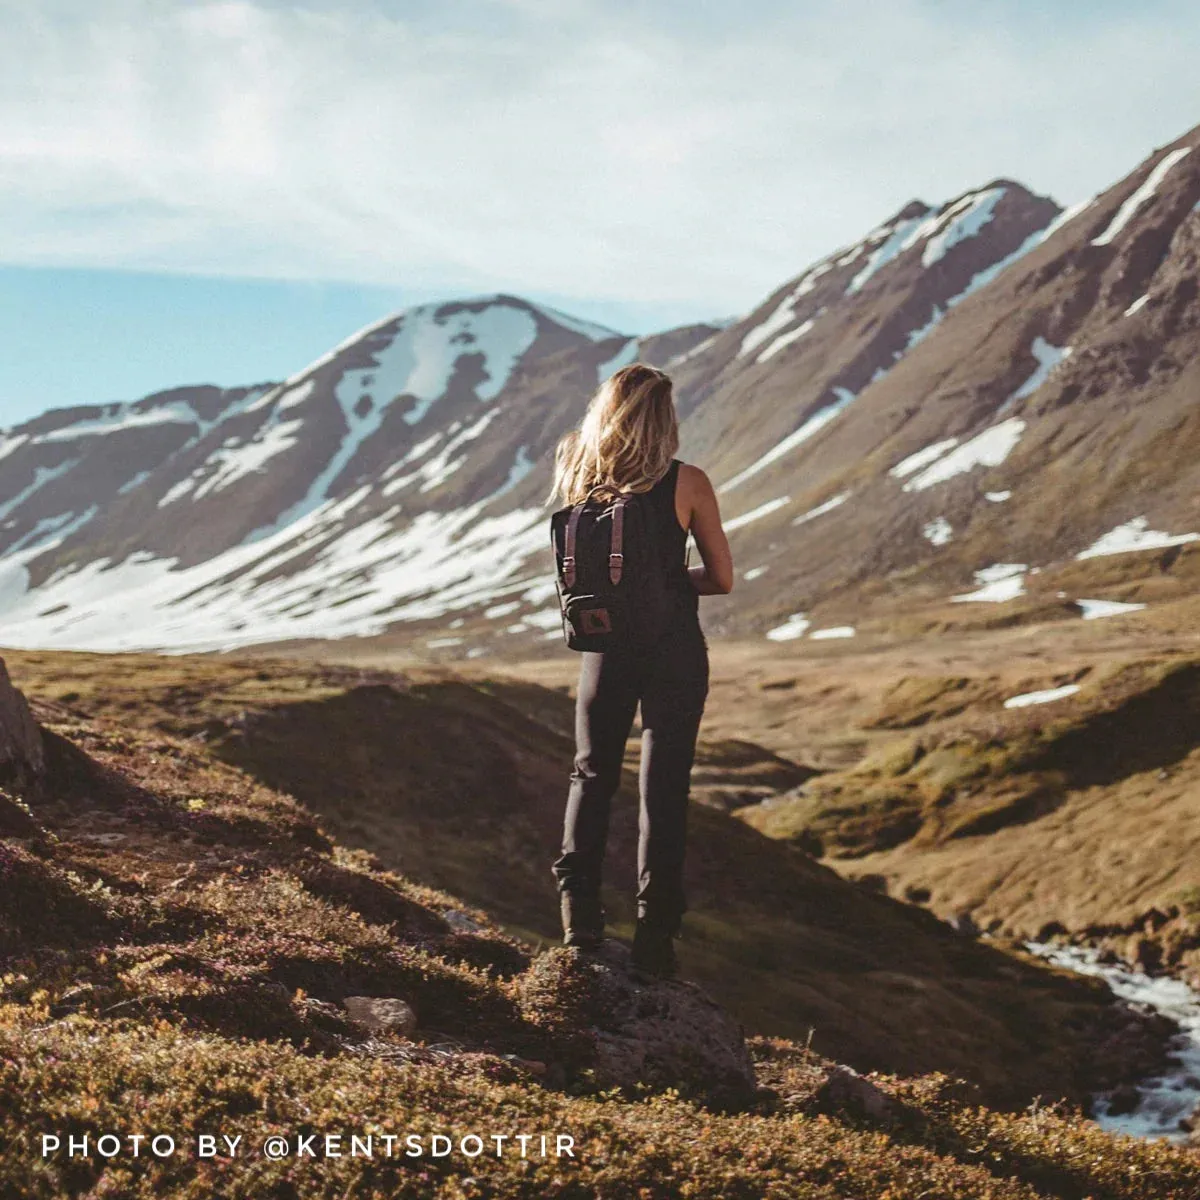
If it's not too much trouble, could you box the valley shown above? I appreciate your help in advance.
[3,107,1200,1199]
[4,642,1200,1198]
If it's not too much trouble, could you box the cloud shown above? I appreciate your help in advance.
[1,0,1199,316]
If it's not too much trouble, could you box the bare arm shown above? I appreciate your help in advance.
[681,464,734,595]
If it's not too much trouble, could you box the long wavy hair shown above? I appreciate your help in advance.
[550,363,679,505]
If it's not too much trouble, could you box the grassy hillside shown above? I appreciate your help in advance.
[5,649,1179,1108]
[2,649,1200,1198]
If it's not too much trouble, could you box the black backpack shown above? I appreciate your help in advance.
[550,486,674,652]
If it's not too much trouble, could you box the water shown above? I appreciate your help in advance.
[1026,942,1200,1141]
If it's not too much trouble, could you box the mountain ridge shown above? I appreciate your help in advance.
[2,121,1200,654]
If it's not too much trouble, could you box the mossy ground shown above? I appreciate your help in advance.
[2,650,1199,1196]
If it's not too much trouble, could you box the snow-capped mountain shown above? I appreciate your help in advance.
[0,295,715,651]
[690,123,1200,640]
[2,121,1200,654]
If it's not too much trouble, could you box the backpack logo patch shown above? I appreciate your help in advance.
[580,608,612,635]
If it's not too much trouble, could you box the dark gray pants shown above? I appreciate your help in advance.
[551,620,709,933]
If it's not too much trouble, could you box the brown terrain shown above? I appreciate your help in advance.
[5,645,1200,1198]
[4,114,1200,1198]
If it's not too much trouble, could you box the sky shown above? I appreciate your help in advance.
[2,0,1200,424]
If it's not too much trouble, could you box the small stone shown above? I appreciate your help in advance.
[815,1065,905,1123]
[1127,936,1162,972]
[948,911,979,938]
[1106,1084,1142,1117]
[343,996,418,1035]
[83,832,128,846]
[442,909,486,934]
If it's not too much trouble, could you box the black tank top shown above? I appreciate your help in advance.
[645,460,700,619]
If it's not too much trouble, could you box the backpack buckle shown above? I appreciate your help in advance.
[608,552,623,585]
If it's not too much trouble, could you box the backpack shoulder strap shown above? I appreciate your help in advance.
[562,502,585,588]
[609,498,626,585]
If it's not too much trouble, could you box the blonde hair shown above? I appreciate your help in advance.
[550,363,679,505]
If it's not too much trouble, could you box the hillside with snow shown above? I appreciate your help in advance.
[2,122,1200,654]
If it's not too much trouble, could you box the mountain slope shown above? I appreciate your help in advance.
[693,124,1200,639]
[0,298,714,651]
[2,122,1200,653]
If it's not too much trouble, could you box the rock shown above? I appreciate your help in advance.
[0,658,43,795]
[82,832,128,847]
[343,996,418,1035]
[1127,935,1162,972]
[1141,907,1170,933]
[441,908,486,934]
[515,942,757,1110]
[948,911,979,938]
[814,1065,907,1124]
[1106,1083,1142,1117]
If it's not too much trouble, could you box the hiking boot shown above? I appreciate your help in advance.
[631,919,678,979]
[560,891,605,950]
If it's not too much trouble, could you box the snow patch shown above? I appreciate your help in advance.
[793,492,850,526]
[1077,517,1200,560]
[1092,146,1193,247]
[952,563,1027,604]
[32,402,200,443]
[756,317,816,364]
[159,418,306,506]
[1076,598,1147,620]
[1005,337,1072,407]
[846,212,930,294]
[275,380,316,412]
[1125,294,1151,317]
[923,517,952,546]
[0,459,81,523]
[523,608,563,631]
[903,419,1024,492]
[0,489,550,653]
[719,389,856,493]
[0,434,29,462]
[765,613,810,642]
[810,626,855,640]
[915,187,1007,268]
[725,496,790,532]
[985,490,1011,503]
[1004,684,1080,709]
[890,439,959,480]
[484,600,521,619]
[738,274,822,360]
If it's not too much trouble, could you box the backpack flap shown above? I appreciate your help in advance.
[550,489,671,652]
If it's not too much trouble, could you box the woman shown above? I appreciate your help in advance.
[549,362,734,978]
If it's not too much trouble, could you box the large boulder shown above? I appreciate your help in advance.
[0,658,43,822]
[514,942,758,1110]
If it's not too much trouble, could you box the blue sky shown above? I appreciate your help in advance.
[2,0,1200,425]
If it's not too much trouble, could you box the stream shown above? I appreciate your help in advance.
[1026,942,1200,1141]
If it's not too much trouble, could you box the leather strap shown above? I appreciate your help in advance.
[609,498,625,584]
[563,487,628,588]
[563,502,585,588]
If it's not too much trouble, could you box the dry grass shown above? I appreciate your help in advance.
[2,651,1200,1195]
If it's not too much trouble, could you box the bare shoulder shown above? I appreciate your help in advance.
[677,461,714,497]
